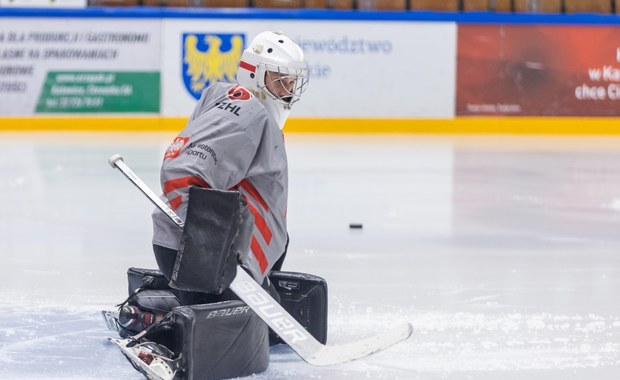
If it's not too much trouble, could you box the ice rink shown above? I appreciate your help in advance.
[1,131,620,379]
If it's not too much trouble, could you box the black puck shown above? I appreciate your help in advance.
[349,223,363,229]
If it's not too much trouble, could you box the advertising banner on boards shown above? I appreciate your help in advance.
[161,19,457,119]
[457,24,620,116]
[0,0,86,7]
[0,18,160,115]
[0,15,457,119]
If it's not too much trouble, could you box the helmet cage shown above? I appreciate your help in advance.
[256,62,309,109]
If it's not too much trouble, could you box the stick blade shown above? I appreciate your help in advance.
[306,322,413,366]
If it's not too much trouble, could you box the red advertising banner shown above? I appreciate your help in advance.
[457,25,620,116]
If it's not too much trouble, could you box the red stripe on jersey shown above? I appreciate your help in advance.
[250,236,269,274]
[237,179,269,212]
[244,197,272,245]
[169,195,182,211]
[239,61,256,73]
[163,176,210,195]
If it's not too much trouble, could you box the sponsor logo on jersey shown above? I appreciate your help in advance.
[214,101,242,116]
[164,136,189,160]
[185,142,217,163]
[182,33,245,100]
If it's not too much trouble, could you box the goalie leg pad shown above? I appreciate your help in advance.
[172,300,269,379]
[115,300,269,380]
[269,271,328,344]
[170,187,253,295]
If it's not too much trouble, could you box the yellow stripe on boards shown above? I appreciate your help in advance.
[3,117,620,134]
[0,117,189,132]
[286,118,620,135]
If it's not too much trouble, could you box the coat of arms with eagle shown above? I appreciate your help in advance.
[182,33,245,100]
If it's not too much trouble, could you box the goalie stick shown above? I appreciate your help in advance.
[108,153,413,366]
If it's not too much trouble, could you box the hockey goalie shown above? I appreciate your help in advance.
[104,31,329,380]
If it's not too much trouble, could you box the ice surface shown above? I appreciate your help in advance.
[1,132,619,379]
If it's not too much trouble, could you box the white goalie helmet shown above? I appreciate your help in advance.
[237,31,309,120]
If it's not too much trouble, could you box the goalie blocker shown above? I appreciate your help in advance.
[109,267,328,380]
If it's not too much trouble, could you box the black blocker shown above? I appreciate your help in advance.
[170,187,254,295]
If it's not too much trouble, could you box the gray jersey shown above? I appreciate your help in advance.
[152,82,288,283]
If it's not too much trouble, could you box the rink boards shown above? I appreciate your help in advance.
[3,8,620,133]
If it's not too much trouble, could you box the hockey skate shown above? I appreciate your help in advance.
[109,337,180,380]
[102,287,180,339]
[102,310,120,333]
[102,305,159,338]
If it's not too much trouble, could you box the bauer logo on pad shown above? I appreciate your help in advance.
[164,136,189,160]
[182,33,246,100]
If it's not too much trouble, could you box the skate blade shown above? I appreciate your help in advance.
[101,310,120,332]
[109,338,175,380]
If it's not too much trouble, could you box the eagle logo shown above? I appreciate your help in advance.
[182,33,245,100]
[164,136,189,160]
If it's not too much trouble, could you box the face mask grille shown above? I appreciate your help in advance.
[259,63,309,109]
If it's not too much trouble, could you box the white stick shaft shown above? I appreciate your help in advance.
[111,156,185,229]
